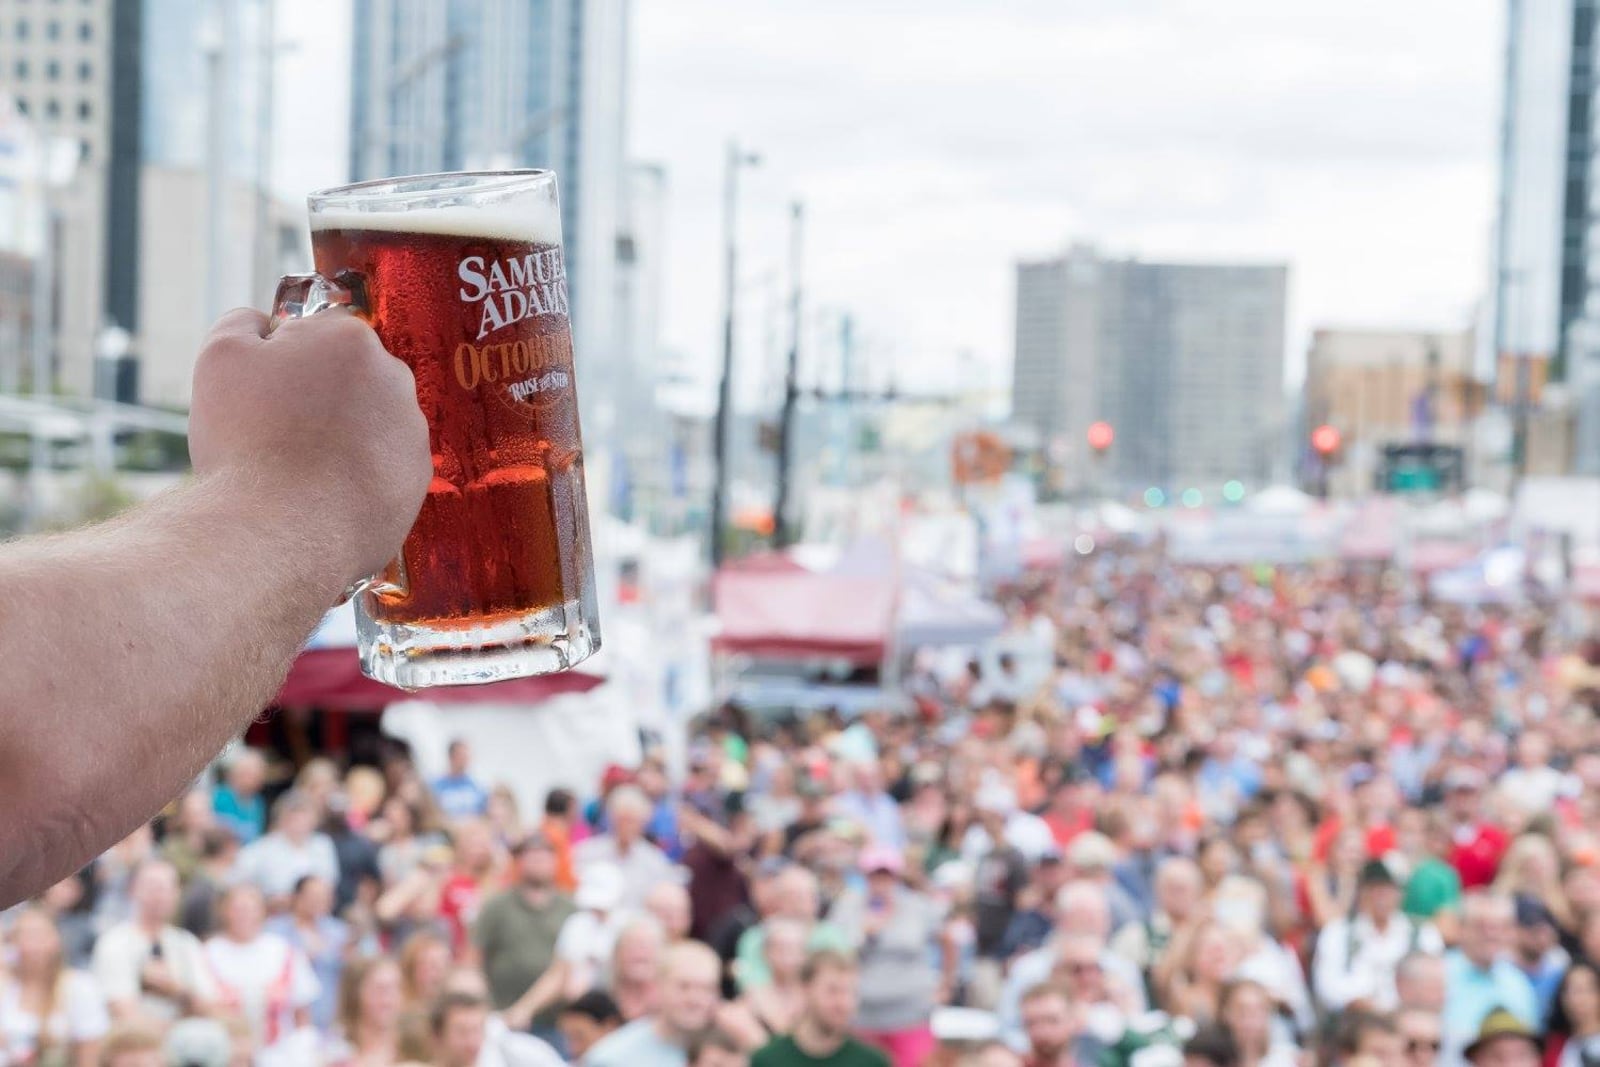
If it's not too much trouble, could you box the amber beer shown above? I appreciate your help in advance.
[283,171,599,687]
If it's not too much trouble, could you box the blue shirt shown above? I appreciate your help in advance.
[266,913,348,1031]
[213,786,266,844]
[1443,951,1541,1051]
[431,774,488,819]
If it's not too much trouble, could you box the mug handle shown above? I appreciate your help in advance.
[269,269,408,604]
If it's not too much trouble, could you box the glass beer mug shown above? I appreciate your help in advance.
[273,170,600,688]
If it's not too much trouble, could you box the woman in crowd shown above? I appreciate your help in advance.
[327,957,405,1067]
[1217,979,1298,1067]
[828,846,942,1067]
[202,883,318,1050]
[396,933,450,1018]
[0,907,109,1067]
[1547,959,1600,1067]
[1496,832,1575,933]
[266,875,349,1033]
[1158,919,1236,1025]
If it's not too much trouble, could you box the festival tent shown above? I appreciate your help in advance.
[896,566,1008,649]
[711,565,896,666]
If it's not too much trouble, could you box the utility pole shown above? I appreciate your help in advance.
[710,140,759,567]
[773,202,803,548]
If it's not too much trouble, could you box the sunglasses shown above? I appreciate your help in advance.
[1406,1039,1442,1054]
[1063,961,1102,976]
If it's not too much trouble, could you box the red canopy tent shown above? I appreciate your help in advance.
[712,568,895,666]
[274,649,603,710]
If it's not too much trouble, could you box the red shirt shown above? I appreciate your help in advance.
[439,872,484,956]
[1044,810,1094,847]
[1450,823,1510,889]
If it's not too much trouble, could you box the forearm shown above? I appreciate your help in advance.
[0,470,349,903]
[503,961,565,1030]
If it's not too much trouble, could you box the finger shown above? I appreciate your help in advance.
[209,307,271,342]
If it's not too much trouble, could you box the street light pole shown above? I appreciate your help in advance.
[710,140,759,567]
[773,201,803,548]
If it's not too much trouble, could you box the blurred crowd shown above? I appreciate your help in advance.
[8,548,1600,1067]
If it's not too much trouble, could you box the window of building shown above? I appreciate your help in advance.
[77,20,89,40]
[13,59,26,80]
[45,59,58,80]
[45,19,58,40]
[76,98,88,119]
[44,97,58,119]
[15,19,29,40]
[16,98,28,115]
[79,137,88,162]
[77,60,90,81]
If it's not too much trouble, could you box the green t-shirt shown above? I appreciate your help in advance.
[752,1035,890,1067]
[1402,856,1463,919]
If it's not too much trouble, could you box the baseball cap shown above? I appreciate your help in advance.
[575,864,624,911]
[1357,858,1398,888]
[858,844,904,876]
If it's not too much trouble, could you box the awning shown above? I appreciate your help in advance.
[712,569,894,665]
[274,647,605,710]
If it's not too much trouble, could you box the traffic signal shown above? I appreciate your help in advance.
[1087,421,1115,453]
[1311,424,1341,457]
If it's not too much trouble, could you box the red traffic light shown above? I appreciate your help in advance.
[1311,424,1342,456]
[1087,421,1115,452]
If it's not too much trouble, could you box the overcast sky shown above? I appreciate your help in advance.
[631,0,1503,405]
[278,1,1504,407]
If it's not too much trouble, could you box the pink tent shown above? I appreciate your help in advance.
[712,568,895,666]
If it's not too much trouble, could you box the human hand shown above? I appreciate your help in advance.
[187,309,431,589]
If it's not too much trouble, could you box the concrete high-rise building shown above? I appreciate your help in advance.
[1304,328,1485,495]
[1010,244,1288,494]
[349,0,630,442]
[1493,0,1600,472]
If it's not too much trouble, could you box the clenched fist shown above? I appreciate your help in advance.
[188,308,431,587]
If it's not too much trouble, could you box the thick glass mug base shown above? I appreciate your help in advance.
[356,599,600,690]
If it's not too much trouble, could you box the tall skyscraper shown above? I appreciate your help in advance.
[1493,0,1600,472]
[349,0,629,441]
[1010,244,1288,492]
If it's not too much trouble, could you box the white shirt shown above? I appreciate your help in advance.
[1312,913,1444,1013]
[1499,767,1568,815]
[237,833,340,899]
[91,922,217,1024]
[204,933,319,1044]
[481,1014,565,1067]
[572,837,676,912]
[0,971,109,1059]
[959,812,1057,865]
[555,910,625,989]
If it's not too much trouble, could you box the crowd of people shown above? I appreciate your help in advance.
[6,548,1600,1067]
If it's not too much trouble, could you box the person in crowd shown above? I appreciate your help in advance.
[0,906,109,1066]
[1399,811,1464,942]
[213,749,269,847]
[432,740,490,822]
[1397,1008,1445,1067]
[1332,1009,1405,1065]
[470,832,573,1033]
[1463,1009,1543,1067]
[486,784,525,852]
[1063,832,1141,932]
[720,918,808,1045]
[689,1027,752,1067]
[1545,959,1600,1067]
[426,989,564,1067]
[605,917,669,1023]
[1395,952,1449,1015]
[35,873,99,971]
[539,789,581,895]
[539,862,626,1004]
[835,762,907,851]
[202,883,319,1049]
[266,874,350,1033]
[573,786,677,912]
[1440,770,1510,892]
[585,941,724,1067]
[1217,979,1298,1067]
[97,1024,165,1067]
[177,828,239,940]
[1511,896,1570,1020]
[329,956,405,1067]
[397,932,451,1018]
[556,990,622,1061]
[1312,857,1445,1014]
[736,867,850,993]
[826,846,941,1066]
[1017,982,1076,1067]
[161,790,218,886]
[1183,1024,1241,1067]
[235,790,341,909]
[1109,855,1204,984]
[91,860,216,1026]
[1445,892,1541,1048]
[751,950,889,1067]
[375,797,433,889]
[647,882,696,945]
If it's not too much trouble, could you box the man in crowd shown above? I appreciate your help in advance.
[752,950,890,1067]
[474,832,574,1031]
[574,786,677,912]
[586,941,724,1066]
[212,749,269,847]
[1313,857,1444,1014]
[1444,893,1540,1052]
[1018,983,1076,1067]
[92,860,217,1025]
[433,739,491,821]
[234,789,340,907]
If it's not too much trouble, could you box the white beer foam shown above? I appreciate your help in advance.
[311,202,563,245]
